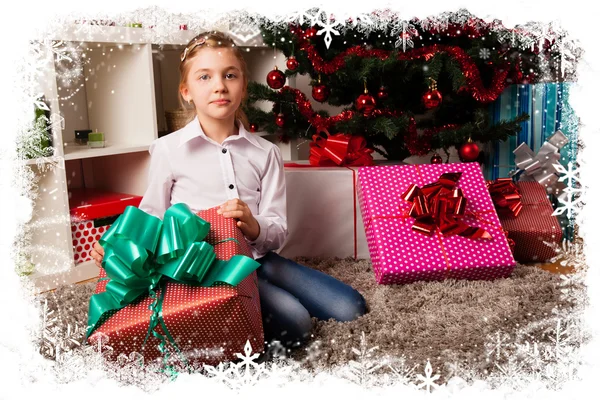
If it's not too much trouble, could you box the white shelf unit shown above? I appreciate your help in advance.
[26,25,296,293]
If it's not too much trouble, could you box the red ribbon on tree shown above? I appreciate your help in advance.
[401,172,492,239]
[487,178,523,218]
[309,129,374,167]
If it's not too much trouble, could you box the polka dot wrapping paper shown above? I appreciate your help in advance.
[69,188,143,264]
[71,222,110,264]
[357,163,516,285]
[88,206,263,366]
[497,181,562,262]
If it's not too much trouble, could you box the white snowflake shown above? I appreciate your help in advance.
[312,11,342,49]
[415,360,441,393]
[544,319,577,363]
[479,48,490,59]
[386,355,418,386]
[485,331,513,361]
[491,356,527,389]
[343,331,385,387]
[393,21,418,52]
[203,340,287,391]
[36,299,60,359]
[552,162,584,219]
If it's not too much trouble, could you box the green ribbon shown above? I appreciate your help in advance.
[86,203,260,347]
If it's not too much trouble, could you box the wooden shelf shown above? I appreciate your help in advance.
[63,143,151,160]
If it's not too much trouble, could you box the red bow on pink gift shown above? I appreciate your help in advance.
[487,178,523,218]
[401,172,492,240]
[309,129,374,167]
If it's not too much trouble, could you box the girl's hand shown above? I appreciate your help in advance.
[90,242,105,268]
[217,198,260,241]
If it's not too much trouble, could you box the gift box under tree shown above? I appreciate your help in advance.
[489,179,562,262]
[357,162,516,285]
[86,205,263,368]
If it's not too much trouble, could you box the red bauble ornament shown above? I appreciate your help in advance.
[286,56,299,71]
[249,123,258,132]
[422,89,443,109]
[275,113,285,127]
[304,27,317,39]
[377,86,389,100]
[458,139,480,162]
[356,93,376,116]
[431,153,443,164]
[312,83,330,102]
[267,66,286,89]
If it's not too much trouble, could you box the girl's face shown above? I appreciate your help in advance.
[180,47,245,126]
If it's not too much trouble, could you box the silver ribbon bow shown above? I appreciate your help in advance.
[511,130,569,195]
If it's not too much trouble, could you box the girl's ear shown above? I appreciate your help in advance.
[180,85,190,102]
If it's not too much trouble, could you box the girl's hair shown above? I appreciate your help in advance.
[178,31,250,130]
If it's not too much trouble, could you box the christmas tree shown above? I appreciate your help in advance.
[244,9,577,162]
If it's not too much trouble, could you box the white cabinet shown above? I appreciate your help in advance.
[26,25,291,292]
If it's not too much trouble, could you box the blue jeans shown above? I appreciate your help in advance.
[256,252,367,347]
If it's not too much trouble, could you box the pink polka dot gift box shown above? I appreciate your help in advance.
[357,162,516,285]
[87,206,263,367]
[69,188,143,265]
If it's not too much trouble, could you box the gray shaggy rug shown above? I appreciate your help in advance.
[36,258,587,384]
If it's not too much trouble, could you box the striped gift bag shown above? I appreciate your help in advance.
[484,82,579,181]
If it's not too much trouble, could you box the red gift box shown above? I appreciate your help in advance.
[87,207,264,366]
[498,181,562,262]
[70,188,142,264]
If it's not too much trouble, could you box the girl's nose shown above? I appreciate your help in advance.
[213,77,227,92]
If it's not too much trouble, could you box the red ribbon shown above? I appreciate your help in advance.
[401,172,492,240]
[487,178,523,218]
[309,129,374,167]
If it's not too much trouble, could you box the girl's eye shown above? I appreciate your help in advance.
[226,73,236,79]
[199,74,209,80]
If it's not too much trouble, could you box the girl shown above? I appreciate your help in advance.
[91,31,367,348]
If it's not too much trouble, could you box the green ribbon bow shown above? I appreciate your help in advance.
[86,203,260,342]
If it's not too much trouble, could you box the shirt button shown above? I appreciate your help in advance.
[229,184,234,189]
[222,148,227,154]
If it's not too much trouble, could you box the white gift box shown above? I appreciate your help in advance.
[277,162,369,259]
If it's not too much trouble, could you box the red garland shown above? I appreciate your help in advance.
[282,83,459,154]
[281,86,400,132]
[293,27,514,104]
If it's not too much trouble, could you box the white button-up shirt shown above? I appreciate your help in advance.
[138,116,288,259]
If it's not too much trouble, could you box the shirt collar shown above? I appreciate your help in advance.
[178,116,263,149]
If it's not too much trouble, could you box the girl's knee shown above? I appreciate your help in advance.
[332,290,367,322]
